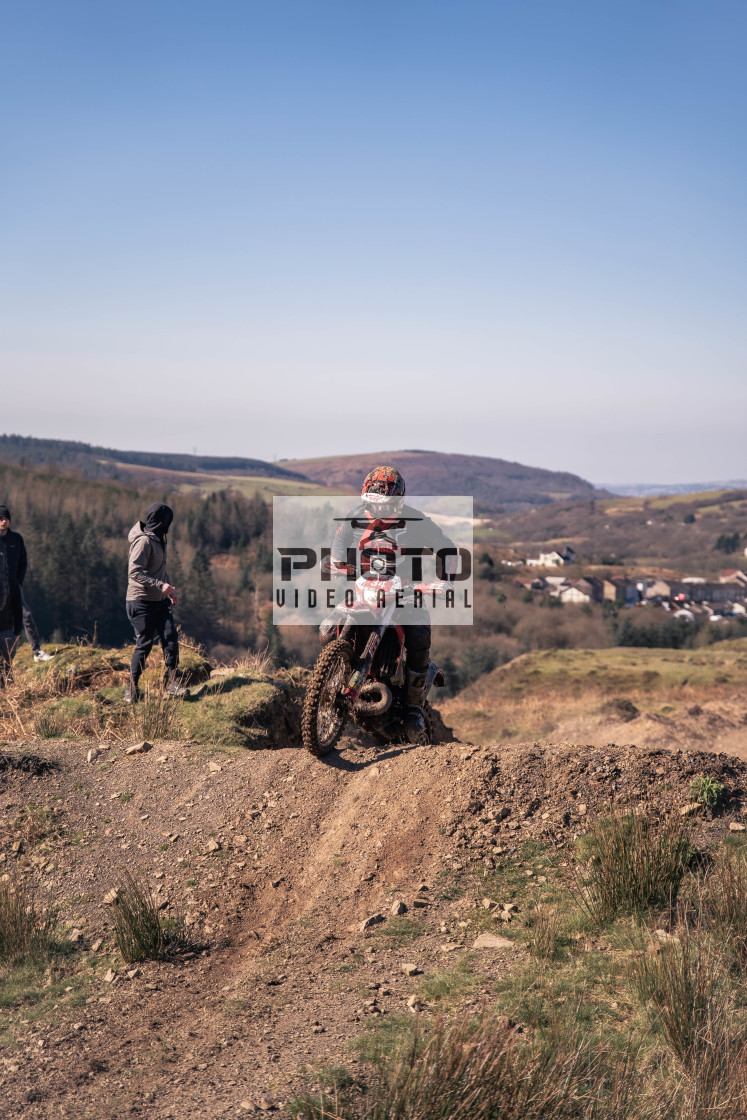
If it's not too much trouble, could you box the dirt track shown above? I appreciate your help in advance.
[2,725,747,1118]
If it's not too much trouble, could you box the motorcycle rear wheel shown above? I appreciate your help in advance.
[302,639,354,757]
[362,699,434,747]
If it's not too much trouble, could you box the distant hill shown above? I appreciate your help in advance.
[0,436,603,511]
[0,434,306,482]
[606,480,747,498]
[281,449,603,511]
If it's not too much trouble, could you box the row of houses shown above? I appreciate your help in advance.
[515,569,747,611]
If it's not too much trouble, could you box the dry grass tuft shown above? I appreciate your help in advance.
[111,872,195,962]
[572,811,693,926]
[129,684,183,741]
[632,932,729,1067]
[0,879,61,965]
[525,903,561,960]
[701,847,747,967]
[291,1015,658,1120]
[230,647,274,676]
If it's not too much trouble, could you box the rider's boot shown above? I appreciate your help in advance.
[405,666,427,742]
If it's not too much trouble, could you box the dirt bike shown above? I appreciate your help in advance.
[301,568,447,758]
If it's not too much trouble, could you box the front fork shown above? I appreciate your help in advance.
[342,624,386,706]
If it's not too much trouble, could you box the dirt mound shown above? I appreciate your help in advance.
[600,697,640,722]
[449,742,747,867]
[0,750,57,775]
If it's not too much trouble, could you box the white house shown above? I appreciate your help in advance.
[527,546,576,568]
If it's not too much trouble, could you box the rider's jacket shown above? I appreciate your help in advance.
[330,502,457,581]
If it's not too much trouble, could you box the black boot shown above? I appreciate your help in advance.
[405,667,427,743]
[165,671,190,699]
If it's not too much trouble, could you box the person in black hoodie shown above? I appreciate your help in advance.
[0,508,22,680]
[0,505,26,682]
[0,506,55,670]
[125,502,188,702]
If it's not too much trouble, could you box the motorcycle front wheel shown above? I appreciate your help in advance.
[302,639,354,757]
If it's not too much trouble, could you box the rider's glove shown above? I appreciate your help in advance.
[321,556,354,578]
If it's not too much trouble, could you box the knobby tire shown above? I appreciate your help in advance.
[302,639,354,757]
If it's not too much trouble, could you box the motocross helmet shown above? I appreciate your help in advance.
[361,466,406,514]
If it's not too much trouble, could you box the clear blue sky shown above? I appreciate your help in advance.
[2,0,745,485]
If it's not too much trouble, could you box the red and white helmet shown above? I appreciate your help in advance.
[361,465,406,512]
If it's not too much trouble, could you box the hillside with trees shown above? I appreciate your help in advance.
[0,434,307,483]
[0,461,271,653]
[0,436,607,512]
[493,488,747,574]
[4,454,747,703]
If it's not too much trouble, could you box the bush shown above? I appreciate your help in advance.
[714,532,740,554]
[573,812,693,925]
[615,617,696,650]
[459,643,498,688]
[688,775,725,811]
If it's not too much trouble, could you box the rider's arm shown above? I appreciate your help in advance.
[422,516,460,579]
[330,511,355,564]
[325,511,356,577]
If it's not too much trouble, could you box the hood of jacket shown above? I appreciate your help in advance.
[128,521,148,545]
[144,503,173,538]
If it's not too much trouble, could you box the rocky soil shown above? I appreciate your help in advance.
[2,715,747,1118]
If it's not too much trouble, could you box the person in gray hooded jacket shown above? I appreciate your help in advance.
[125,503,188,702]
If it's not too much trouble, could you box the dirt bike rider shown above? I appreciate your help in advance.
[329,466,455,741]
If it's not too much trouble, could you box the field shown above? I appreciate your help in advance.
[444,639,747,751]
[106,461,351,501]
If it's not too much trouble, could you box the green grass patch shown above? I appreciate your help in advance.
[179,678,290,746]
[302,827,747,1119]
[417,954,482,1005]
[372,917,424,948]
[33,696,95,738]
[350,1013,417,1065]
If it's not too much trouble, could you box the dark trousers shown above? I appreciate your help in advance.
[20,589,41,652]
[126,599,179,685]
[402,624,430,672]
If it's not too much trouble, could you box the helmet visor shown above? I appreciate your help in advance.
[362,492,404,515]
